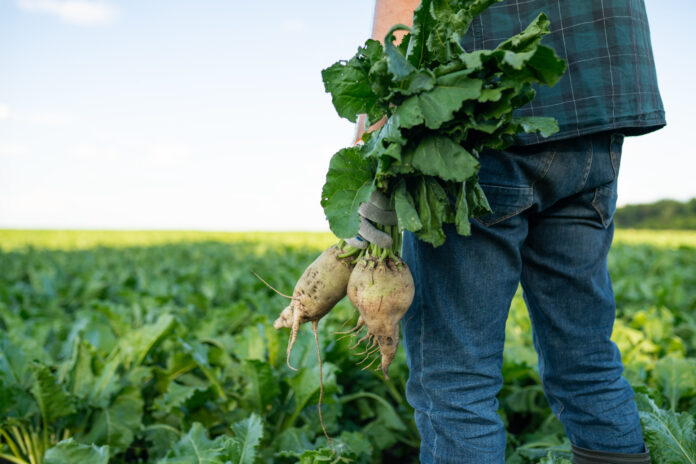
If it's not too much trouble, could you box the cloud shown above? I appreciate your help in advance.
[16,0,118,26]
[0,103,73,126]
[17,111,73,125]
[70,143,119,161]
[0,143,28,159]
[68,142,191,166]
[280,18,305,33]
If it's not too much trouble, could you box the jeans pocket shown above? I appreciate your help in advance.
[591,132,623,228]
[474,184,533,226]
[609,132,624,178]
[592,185,618,228]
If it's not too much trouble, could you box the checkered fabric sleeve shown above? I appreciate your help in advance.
[461,0,666,145]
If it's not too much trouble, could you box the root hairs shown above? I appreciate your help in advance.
[362,353,382,371]
[349,333,371,350]
[251,271,292,299]
[312,321,331,443]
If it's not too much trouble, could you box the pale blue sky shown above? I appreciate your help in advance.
[0,0,694,230]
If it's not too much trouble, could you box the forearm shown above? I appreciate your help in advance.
[355,0,422,142]
[371,0,421,43]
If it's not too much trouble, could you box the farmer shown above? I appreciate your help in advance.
[349,0,666,462]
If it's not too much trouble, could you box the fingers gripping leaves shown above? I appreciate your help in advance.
[346,191,398,249]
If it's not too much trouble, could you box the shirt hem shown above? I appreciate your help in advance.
[512,115,666,147]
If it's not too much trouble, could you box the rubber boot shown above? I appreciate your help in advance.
[572,444,651,463]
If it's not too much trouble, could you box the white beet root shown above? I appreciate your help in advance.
[263,243,354,443]
[347,256,415,379]
[273,244,353,369]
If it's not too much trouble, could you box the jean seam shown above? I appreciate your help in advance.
[530,149,557,190]
[476,150,557,227]
[609,132,623,177]
[520,281,566,420]
[474,190,533,227]
[591,189,610,228]
[591,133,622,229]
[403,311,416,330]
[577,137,594,193]
[419,295,437,457]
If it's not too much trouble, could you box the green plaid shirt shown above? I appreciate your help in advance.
[461,0,666,145]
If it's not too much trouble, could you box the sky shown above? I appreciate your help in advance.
[0,0,694,231]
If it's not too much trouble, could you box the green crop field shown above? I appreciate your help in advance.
[0,230,694,463]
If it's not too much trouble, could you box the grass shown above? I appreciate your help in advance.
[0,230,336,251]
[613,229,696,249]
[1,228,695,251]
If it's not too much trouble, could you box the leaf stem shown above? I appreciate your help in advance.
[29,429,41,464]
[0,429,24,463]
[9,427,27,458]
[0,453,29,464]
[337,245,361,260]
[143,423,182,438]
[394,225,404,256]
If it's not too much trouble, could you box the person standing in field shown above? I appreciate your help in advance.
[352,0,665,462]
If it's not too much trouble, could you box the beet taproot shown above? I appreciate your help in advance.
[273,244,354,369]
[347,255,415,379]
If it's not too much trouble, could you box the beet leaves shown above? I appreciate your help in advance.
[321,0,566,247]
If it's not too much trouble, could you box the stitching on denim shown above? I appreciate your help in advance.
[403,310,416,331]
[419,294,437,456]
[403,240,418,333]
[610,133,623,177]
[478,150,557,227]
[531,148,557,189]
[520,281,566,419]
[591,189,606,228]
[591,187,613,229]
[577,136,594,193]
[528,148,557,212]
[591,133,622,229]
[476,189,533,227]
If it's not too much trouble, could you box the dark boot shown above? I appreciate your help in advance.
[572,444,651,463]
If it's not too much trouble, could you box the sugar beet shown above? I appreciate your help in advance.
[347,256,415,378]
[273,244,354,369]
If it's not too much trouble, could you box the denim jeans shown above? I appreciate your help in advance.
[401,132,645,463]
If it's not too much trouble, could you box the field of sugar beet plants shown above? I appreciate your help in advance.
[0,230,694,463]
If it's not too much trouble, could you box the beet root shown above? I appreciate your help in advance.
[273,244,354,369]
[347,256,415,379]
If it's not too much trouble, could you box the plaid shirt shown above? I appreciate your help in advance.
[461,0,666,145]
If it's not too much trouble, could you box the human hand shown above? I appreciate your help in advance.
[354,114,388,144]
[345,190,398,249]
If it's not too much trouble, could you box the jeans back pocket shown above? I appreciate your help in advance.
[475,184,533,227]
[591,132,623,228]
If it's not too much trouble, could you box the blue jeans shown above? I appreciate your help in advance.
[402,132,645,463]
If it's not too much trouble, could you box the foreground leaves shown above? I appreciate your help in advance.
[636,393,696,464]
[155,417,263,464]
[1,231,695,464]
[44,438,109,464]
[231,415,264,464]
[157,423,242,464]
[79,386,144,453]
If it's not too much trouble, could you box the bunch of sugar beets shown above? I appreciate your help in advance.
[270,237,414,439]
[264,0,566,439]
[273,237,413,379]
